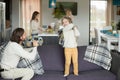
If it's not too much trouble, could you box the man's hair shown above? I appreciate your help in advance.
[61,16,73,25]
[10,28,24,44]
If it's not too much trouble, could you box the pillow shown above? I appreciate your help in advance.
[0,42,8,62]
[17,48,44,75]
[110,50,120,75]
[84,44,112,70]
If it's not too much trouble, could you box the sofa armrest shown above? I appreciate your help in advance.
[110,50,120,75]
[117,68,120,80]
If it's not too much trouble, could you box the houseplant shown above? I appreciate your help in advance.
[52,7,65,19]
[111,21,116,30]
[117,20,120,30]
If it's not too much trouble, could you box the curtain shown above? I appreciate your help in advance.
[106,0,113,26]
[21,0,40,36]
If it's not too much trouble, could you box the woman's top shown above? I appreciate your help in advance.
[63,23,80,48]
[1,41,37,70]
[30,20,40,34]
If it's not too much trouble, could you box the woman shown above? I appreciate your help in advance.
[0,28,39,80]
[30,11,42,35]
[65,9,74,21]
[61,16,80,77]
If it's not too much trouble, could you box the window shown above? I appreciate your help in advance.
[90,0,107,44]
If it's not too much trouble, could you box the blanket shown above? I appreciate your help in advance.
[84,44,112,70]
[0,42,8,62]
[17,48,44,75]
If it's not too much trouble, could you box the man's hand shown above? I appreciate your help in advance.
[33,40,39,47]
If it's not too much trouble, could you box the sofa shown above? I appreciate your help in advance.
[0,45,118,80]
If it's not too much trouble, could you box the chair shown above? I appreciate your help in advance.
[102,26,112,30]
[94,27,102,44]
[94,27,115,51]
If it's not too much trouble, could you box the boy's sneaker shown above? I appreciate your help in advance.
[64,74,68,77]
[74,74,79,76]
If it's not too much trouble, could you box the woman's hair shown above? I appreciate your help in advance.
[10,28,24,44]
[61,16,73,25]
[30,11,40,22]
[65,9,73,16]
[65,9,72,14]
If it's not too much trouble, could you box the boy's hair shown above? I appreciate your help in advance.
[61,16,73,25]
[10,28,24,44]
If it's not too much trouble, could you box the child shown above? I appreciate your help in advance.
[65,9,74,21]
[61,16,80,77]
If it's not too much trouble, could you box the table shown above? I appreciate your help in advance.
[100,32,118,51]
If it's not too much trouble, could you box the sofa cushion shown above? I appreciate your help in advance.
[37,45,65,71]
[67,70,116,80]
[38,45,102,72]
[84,45,111,70]
[117,68,120,80]
[110,50,120,75]
[32,71,66,80]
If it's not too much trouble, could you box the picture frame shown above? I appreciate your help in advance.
[55,2,77,15]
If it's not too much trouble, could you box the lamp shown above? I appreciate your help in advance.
[49,0,56,8]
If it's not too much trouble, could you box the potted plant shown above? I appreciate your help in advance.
[52,7,65,19]
[117,20,120,30]
[111,21,118,31]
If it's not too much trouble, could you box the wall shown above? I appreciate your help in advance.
[11,0,21,31]
[11,0,89,46]
[42,0,90,46]
[113,6,120,23]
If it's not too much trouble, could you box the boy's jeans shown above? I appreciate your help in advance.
[64,48,78,75]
